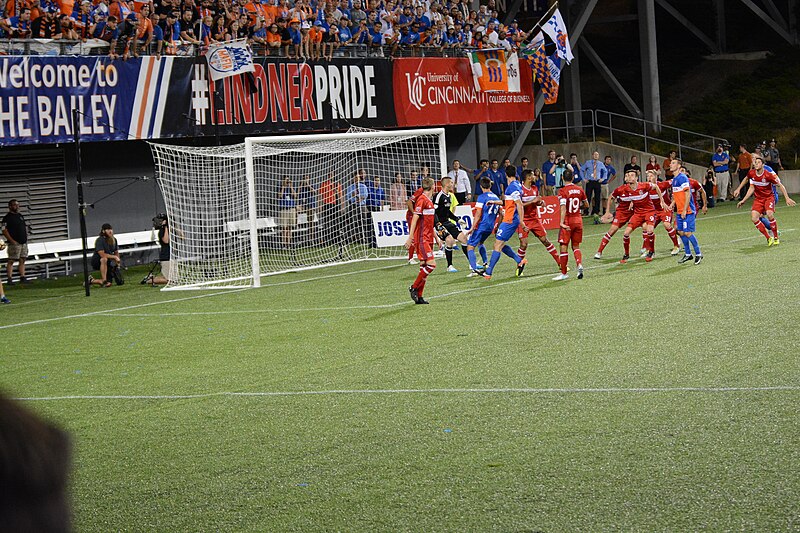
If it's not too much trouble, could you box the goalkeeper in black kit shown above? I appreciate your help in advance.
[434,176,471,272]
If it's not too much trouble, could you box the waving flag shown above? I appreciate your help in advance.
[530,46,563,104]
[204,39,254,82]
[470,49,512,92]
[541,8,574,63]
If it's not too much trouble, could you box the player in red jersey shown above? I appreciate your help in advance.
[553,169,589,280]
[737,155,795,245]
[618,169,666,264]
[594,178,637,259]
[643,169,681,256]
[405,186,424,264]
[516,169,561,269]
[404,177,436,304]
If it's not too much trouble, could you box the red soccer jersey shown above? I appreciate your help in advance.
[521,183,540,222]
[407,187,423,214]
[748,168,781,200]
[627,182,656,212]
[558,184,586,221]
[611,184,635,212]
[649,181,670,211]
[413,193,435,243]
[689,178,703,200]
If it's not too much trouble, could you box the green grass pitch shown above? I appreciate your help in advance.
[2,201,799,531]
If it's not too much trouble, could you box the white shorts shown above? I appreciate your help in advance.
[161,260,173,280]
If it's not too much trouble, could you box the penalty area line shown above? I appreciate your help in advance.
[15,385,800,402]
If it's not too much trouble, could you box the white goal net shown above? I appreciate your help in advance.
[149,127,446,290]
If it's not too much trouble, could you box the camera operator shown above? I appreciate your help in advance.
[88,223,123,287]
[144,214,171,286]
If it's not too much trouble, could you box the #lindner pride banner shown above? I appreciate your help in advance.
[393,57,534,127]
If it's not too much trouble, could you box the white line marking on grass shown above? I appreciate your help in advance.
[728,228,795,243]
[15,385,800,401]
[4,295,66,307]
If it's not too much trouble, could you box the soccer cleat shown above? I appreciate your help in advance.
[481,272,492,280]
[552,273,569,281]
[645,251,654,263]
[694,255,703,265]
[640,250,649,258]
[407,258,419,265]
[678,254,694,264]
[515,258,528,277]
[774,238,781,246]
[467,270,482,278]
[84,275,94,289]
[768,237,775,247]
[408,286,419,303]
[447,265,458,273]
[594,252,602,260]
[433,249,445,258]
[619,254,629,264]
[671,246,680,256]
[415,297,430,304]
[0,296,9,304]
[577,266,584,279]
[20,277,31,284]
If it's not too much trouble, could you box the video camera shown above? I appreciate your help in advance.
[152,213,168,229]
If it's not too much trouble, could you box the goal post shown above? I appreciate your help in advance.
[150,127,447,290]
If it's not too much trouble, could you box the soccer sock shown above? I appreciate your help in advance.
[412,266,426,289]
[573,248,582,267]
[501,245,522,263]
[486,250,501,275]
[445,246,453,267]
[598,232,612,253]
[760,217,772,231]
[467,249,477,270]
[417,264,436,296]
[754,220,770,239]
[478,245,488,263]
[769,218,779,238]
[680,234,691,255]
[461,246,470,259]
[623,235,630,256]
[667,226,679,246]
[559,252,569,275]
[517,248,526,259]
[688,235,701,255]
[545,242,559,264]
[645,231,655,253]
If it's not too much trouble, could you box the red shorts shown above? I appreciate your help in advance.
[612,208,633,227]
[653,210,672,227]
[752,196,776,215]
[416,241,433,262]
[558,219,583,246]
[518,219,547,239]
[627,210,657,230]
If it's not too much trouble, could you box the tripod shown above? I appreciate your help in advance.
[140,260,161,285]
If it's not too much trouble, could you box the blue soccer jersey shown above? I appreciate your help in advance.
[475,192,501,231]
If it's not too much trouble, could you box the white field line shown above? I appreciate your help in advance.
[15,385,800,402]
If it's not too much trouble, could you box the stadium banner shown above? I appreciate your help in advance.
[372,205,476,248]
[0,55,186,146]
[392,57,535,127]
[184,57,397,136]
[536,196,561,230]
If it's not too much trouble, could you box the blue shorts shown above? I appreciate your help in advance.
[495,222,518,242]
[468,228,493,247]
[676,213,696,233]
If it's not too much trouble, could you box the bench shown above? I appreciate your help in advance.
[0,229,159,279]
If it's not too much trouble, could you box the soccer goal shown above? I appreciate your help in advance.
[149,127,446,290]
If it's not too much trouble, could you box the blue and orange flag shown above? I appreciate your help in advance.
[470,49,516,92]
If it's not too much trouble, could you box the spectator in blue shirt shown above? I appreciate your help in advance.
[711,143,730,202]
[541,150,557,195]
[581,151,607,215]
[473,159,490,192]
[413,5,430,31]
[487,159,506,196]
[347,171,371,244]
[338,16,353,43]
[278,176,297,247]
[366,177,386,211]
[568,153,583,184]
[602,155,616,209]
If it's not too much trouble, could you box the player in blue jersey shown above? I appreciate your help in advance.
[465,177,501,277]
[669,159,702,264]
[483,166,528,279]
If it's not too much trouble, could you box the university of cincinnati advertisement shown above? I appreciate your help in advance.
[0,56,535,146]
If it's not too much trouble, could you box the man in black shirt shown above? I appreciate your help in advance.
[622,155,641,177]
[89,223,123,287]
[433,176,470,273]
[2,199,30,284]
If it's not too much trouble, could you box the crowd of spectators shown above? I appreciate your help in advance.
[0,0,541,58]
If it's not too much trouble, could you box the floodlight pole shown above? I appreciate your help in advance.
[72,109,91,297]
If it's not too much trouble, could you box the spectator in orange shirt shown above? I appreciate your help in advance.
[663,150,677,179]
[308,19,323,58]
[108,0,132,21]
[56,0,74,16]
[135,4,153,49]
[265,21,281,49]
[735,144,753,200]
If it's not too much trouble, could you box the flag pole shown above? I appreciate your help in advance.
[523,1,559,41]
